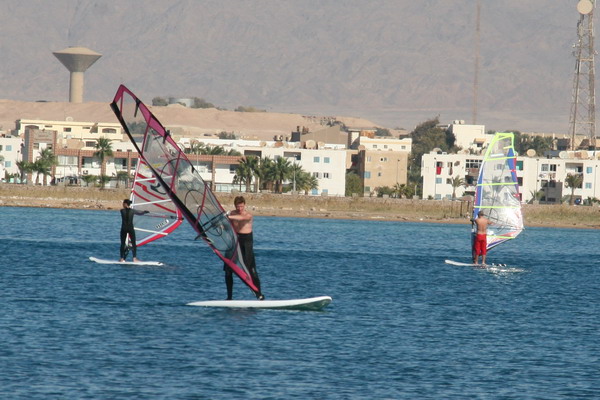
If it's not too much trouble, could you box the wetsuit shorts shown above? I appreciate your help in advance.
[473,234,487,255]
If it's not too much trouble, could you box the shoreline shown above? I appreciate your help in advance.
[1,184,599,229]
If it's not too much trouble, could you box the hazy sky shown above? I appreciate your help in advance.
[0,1,588,133]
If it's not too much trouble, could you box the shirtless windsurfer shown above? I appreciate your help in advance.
[472,210,491,265]
[225,196,264,300]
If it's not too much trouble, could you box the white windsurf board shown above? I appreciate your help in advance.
[445,259,486,267]
[89,256,164,266]
[445,259,524,273]
[187,296,332,311]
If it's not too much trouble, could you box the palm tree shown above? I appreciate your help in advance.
[297,171,319,195]
[82,175,97,187]
[257,157,276,192]
[16,160,34,184]
[272,157,292,193]
[94,138,114,188]
[289,163,303,192]
[235,156,259,192]
[233,160,253,192]
[38,148,57,185]
[450,175,466,199]
[31,159,51,185]
[98,175,112,189]
[565,173,583,205]
[115,171,130,188]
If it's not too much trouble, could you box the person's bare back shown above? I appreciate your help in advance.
[474,215,490,234]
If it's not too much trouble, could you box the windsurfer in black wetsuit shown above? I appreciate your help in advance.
[225,196,264,300]
[120,199,147,262]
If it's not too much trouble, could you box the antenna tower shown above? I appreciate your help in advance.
[472,0,481,125]
[568,0,596,150]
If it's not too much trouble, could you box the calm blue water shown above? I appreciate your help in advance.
[0,206,598,399]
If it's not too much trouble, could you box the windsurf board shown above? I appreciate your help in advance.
[187,296,332,311]
[89,256,164,266]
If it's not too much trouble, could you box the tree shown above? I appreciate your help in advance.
[345,172,362,197]
[115,171,130,188]
[16,160,34,184]
[233,157,256,192]
[375,127,392,137]
[272,157,292,193]
[257,157,276,192]
[450,176,466,199]
[513,131,553,156]
[565,173,583,205]
[38,148,57,185]
[82,175,97,187]
[191,97,215,109]
[32,159,50,185]
[98,175,112,188]
[218,131,237,139]
[297,172,318,195]
[152,97,168,106]
[407,117,457,200]
[94,138,114,188]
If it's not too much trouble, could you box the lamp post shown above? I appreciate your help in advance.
[433,157,437,200]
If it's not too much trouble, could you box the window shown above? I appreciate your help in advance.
[364,171,371,179]
[541,164,549,172]
[5,161,11,167]
[517,177,523,186]
[313,172,321,178]
[435,177,442,184]
[466,159,481,169]
[585,182,592,189]
[6,145,11,151]
[384,145,388,149]
[373,144,378,149]
[313,156,320,162]
[323,172,330,178]
[366,156,372,162]
[322,189,328,195]
[324,157,330,163]
[380,157,388,162]
[63,127,71,132]
[516,161,523,171]
[229,165,236,174]
[549,164,557,172]
[401,146,406,150]
[378,172,382,177]
[587,167,593,174]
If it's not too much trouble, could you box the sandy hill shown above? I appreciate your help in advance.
[0,100,378,141]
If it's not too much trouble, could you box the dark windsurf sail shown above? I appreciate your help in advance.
[111,85,260,295]
[473,131,524,251]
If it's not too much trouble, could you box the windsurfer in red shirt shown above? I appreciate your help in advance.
[225,196,264,300]
[472,210,491,265]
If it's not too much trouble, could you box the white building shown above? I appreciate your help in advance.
[180,138,347,196]
[352,135,412,152]
[16,119,124,150]
[443,120,489,152]
[0,136,23,181]
[422,150,600,204]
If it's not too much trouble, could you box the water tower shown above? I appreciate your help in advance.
[53,46,102,103]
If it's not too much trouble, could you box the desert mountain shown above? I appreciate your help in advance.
[0,1,583,133]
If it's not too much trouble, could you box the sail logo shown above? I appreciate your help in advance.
[155,219,170,229]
